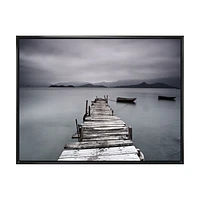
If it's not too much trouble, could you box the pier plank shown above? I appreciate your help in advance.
[85,116,121,120]
[82,128,128,134]
[84,119,123,123]
[84,127,127,130]
[84,124,125,128]
[82,135,128,142]
[59,146,140,161]
[59,146,138,158]
[64,139,134,149]
[82,122,125,125]
[83,132,128,138]
[59,154,140,161]
[71,133,80,139]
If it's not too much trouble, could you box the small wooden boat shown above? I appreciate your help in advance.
[116,97,136,103]
[158,95,176,101]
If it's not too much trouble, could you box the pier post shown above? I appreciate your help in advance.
[89,106,91,116]
[79,126,83,142]
[85,100,88,115]
[75,119,78,133]
[112,109,114,116]
[137,149,141,157]
[83,114,86,122]
[128,126,132,140]
[105,95,108,103]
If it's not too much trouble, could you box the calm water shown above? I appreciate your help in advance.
[19,88,181,161]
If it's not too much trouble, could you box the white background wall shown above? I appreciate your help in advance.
[0,0,199,200]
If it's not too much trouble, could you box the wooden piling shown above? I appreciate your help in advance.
[89,106,91,116]
[137,149,141,157]
[79,126,83,142]
[128,126,132,140]
[83,113,87,121]
[75,119,78,133]
[85,100,88,115]
[112,110,114,116]
[104,95,107,103]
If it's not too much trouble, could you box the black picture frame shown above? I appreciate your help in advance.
[16,35,184,164]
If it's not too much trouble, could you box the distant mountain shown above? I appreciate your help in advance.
[93,78,180,88]
[78,83,107,88]
[93,80,140,87]
[115,82,176,88]
[48,77,180,88]
[48,81,176,88]
[49,84,75,87]
[55,81,90,87]
[20,76,180,88]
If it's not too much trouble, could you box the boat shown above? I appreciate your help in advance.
[116,97,136,103]
[158,96,176,101]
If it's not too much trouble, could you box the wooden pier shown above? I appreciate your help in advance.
[58,97,144,161]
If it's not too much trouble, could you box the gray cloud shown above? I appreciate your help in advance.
[19,38,181,86]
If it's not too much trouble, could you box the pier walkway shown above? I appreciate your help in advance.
[58,97,144,161]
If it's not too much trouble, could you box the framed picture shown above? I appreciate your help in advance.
[16,36,184,164]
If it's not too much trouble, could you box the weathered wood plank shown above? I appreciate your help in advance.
[82,128,128,134]
[84,124,125,127]
[82,122,125,125]
[59,146,138,159]
[83,121,125,125]
[59,153,140,161]
[83,122,125,125]
[64,139,134,149]
[91,114,112,116]
[72,133,80,139]
[83,132,128,138]
[85,116,120,119]
[85,119,122,122]
[96,154,140,161]
[59,148,97,158]
[82,120,125,124]
[95,145,138,156]
[85,117,117,119]
[92,108,109,109]
[59,146,139,161]
[92,110,110,111]
[93,108,111,110]
[82,125,126,128]
[83,127,127,130]
[92,107,110,108]
[82,135,128,142]
[92,112,111,114]
[84,119,124,122]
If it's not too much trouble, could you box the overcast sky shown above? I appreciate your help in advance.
[19,38,181,86]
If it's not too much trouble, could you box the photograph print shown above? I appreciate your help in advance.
[17,36,183,163]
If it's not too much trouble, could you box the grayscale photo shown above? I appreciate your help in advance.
[17,36,183,163]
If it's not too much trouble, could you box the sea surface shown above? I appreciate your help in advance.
[19,87,181,161]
